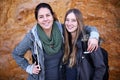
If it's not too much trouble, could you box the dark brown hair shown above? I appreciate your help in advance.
[35,3,58,21]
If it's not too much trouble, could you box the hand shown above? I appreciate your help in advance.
[32,63,41,74]
[87,38,98,52]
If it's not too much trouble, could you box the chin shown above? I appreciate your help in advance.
[44,26,52,30]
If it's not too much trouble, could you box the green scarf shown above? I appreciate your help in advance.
[37,22,62,55]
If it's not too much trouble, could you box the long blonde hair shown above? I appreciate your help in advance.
[63,8,85,67]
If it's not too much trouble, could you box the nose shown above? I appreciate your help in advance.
[43,16,47,21]
[67,20,72,25]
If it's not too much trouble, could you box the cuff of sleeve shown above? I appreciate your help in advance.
[89,31,99,40]
[26,64,34,74]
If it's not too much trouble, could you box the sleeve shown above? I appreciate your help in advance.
[90,47,106,80]
[12,32,33,70]
[85,26,99,40]
[26,64,34,74]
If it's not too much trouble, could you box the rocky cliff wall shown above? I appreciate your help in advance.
[0,0,120,80]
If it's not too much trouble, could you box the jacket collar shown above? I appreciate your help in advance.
[76,33,83,49]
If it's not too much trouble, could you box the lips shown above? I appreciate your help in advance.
[67,26,73,30]
[44,24,49,27]
[43,22,50,27]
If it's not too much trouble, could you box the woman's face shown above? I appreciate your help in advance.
[37,8,54,30]
[65,12,78,33]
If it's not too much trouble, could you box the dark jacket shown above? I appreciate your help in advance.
[60,34,106,80]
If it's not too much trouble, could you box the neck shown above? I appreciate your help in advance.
[43,28,52,38]
[71,31,76,44]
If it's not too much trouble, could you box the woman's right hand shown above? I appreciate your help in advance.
[32,64,41,74]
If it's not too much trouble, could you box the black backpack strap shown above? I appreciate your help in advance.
[100,48,109,80]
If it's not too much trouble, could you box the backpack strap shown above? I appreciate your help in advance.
[100,48,109,80]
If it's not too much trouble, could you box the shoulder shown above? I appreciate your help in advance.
[55,21,63,33]
[25,24,37,41]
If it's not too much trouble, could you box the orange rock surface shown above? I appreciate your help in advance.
[0,0,120,80]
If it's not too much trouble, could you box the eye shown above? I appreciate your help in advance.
[65,18,69,22]
[46,14,50,17]
[71,19,76,22]
[38,15,43,19]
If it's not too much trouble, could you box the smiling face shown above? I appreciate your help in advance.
[37,8,54,30]
[65,12,78,33]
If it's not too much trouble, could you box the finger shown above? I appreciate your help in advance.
[94,45,98,51]
[87,43,92,52]
[89,44,96,52]
[34,71,39,74]
[33,67,40,74]
[90,45,95,52]
[36,70,40,73]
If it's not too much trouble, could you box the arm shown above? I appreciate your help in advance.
[85,26,99,52]
[12,32,32,70]
[12,30,41,75]
[85,26,99,40]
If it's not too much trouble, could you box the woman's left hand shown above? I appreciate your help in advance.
[87,38,98,52]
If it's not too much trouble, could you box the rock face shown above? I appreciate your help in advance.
[0,0,120,80]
